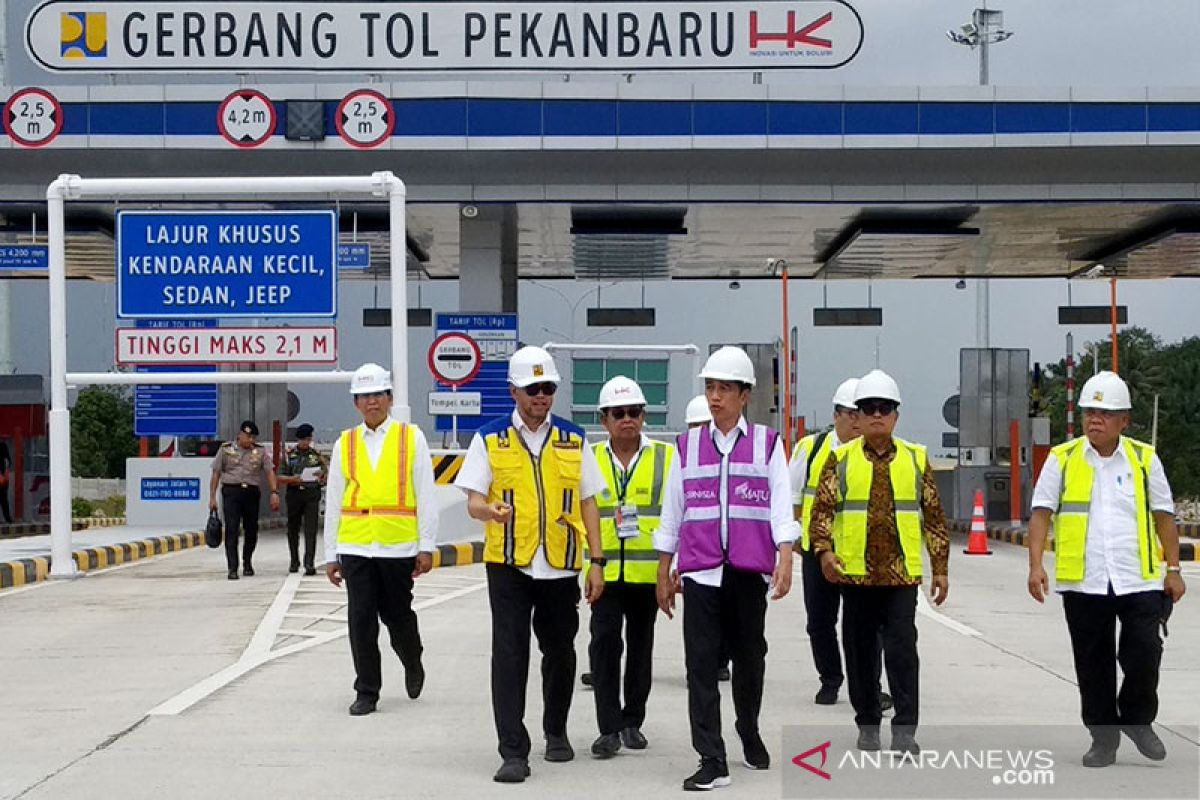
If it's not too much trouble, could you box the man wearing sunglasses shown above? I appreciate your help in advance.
[1026,370,1185,768]
[653,346,799,791]
[587,376,675,759]
[456,345,606,784]
[807,369,950,757]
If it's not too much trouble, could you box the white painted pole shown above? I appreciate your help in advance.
[1152,394,1160,448]
[47,175,76,578]
[385,172,410,422]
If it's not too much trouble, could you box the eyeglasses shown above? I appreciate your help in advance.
[606,406,644,421]
[835,406,861,418]
[857,399,898,417]
[523,382,558,397]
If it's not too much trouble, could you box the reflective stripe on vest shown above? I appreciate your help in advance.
[338,423,419,547]
[593,439,672,583]
[1051,436,1162,583]
[483,419,587,570]
[831,437,926,578]
[793,432,837,551]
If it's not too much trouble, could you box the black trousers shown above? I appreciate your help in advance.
[285,486,321,569]
[842,585,918,732]
[0,483,11,523]
[1062,588,1163,744]
[801,547,843,690]
[589,581,658,735]
[221,485,261,572]
[682,566,768,763]
[487,564,580,760]
[341,554,422,701]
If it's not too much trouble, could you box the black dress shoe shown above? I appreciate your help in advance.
[880,692,894,712]
[1122,725,1166,761]
[545,734,574,762]
[493,758,531,783]
[814,684,838,705]
[891,732,920,757]
[717,666,731,682]
[591,733,621,759]
[581,672,594,687]
[405,660,425,699]
[1082,741,1117,768]
[243,565,255,577]
[227,569,239,580]
[621,727,648,750]
[856,728,881,752]
[288,563,299,573]
[304,567,317,576]
[348,697,377,716]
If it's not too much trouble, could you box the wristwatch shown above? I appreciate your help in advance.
[589,557,608,568]
[1167,565,1182,574]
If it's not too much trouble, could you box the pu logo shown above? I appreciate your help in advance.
[1092,391,1104,402]
[533,365,545,377]
[749,10,833,49]
[61,11,107,59]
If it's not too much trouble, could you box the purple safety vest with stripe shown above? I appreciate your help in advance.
[675,422,779,575]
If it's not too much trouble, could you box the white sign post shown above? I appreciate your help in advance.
[428,332,482,448]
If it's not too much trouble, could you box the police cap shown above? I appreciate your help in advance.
[240,420,259,436]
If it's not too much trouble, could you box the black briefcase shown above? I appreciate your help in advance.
[205,509,223,549]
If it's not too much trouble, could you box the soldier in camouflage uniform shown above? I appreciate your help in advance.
[278,422,329,575]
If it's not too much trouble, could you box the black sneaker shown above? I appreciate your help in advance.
[683,759,730,791]
[405,660,425,699]
[891,732,920,757]
[1082,741,1117,768]
[288,562,300,573]
[545,734,574,762]
[741,732,770,770]
[1122,725,1166,761]
[814,684,838,705]
[493,758,531,783]
[880,692,894,712]
[581,672,594,688]
[304,567,317,576]
[591,733,621,759]
[717,666,731,682]
[348,696,377,716]
[243,565,255,577]
[227,569,239,581]
[621,727,648,750]
[856,727,881,751]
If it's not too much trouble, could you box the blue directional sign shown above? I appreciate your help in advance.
[433,313,519,435]
[135,365,219,437]
[338,243,371,269]
[0,245,48,270]
[116,210,337,319]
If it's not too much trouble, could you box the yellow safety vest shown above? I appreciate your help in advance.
[338,423,419,547]
[593,439,673,583]
[791,431,840,551]
[1050,436,1162,583]
[482,416,587,570]
[831,437,927,578]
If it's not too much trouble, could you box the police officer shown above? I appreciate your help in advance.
[279,423,328,575]
[807,370,950,756]
[209,420,279,580]
[455,345,606,784]
[324,364,437,716]
[588,376,674,759]
[1027,370,1186,767]
[654,347,797,791]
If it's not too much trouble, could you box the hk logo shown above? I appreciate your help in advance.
[61,11,107,59]
[749,10,833,49]
[793,740,833,780]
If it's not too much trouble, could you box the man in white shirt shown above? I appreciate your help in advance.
[654,346,798,791]
[1028,371,1185,768]
[455,345,606,784]
[323,364,438,717]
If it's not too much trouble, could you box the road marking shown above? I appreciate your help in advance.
[148,573,486,716]
[916,590,982,637]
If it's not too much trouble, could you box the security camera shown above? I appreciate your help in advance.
[766,257,779,270]
[1079,263,1107,279]
[460,204,479,219]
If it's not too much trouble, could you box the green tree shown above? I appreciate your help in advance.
[71,386,137,478]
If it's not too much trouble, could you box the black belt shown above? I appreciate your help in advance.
[223,483,261,490]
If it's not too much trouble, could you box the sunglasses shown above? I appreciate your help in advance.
[522,382,558,397]
[606,406,644,421]
[857,399,898,417]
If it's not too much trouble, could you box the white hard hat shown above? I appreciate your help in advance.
[685,394,712,425]
[350,363,392,395]
[699,346,756,387]
[854,369,902,405]
[1078,370,1131,411]
[508,345,561,388]
[832,378,860,409]
[597,376,647,410]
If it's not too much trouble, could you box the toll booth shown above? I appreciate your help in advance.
[0,375,48,522]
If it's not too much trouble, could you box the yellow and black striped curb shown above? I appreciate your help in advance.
[951,520,1196,561]
[0,531,204,589]
[432,453,465,485]
[0,517,128,540]
[431,540,484,568]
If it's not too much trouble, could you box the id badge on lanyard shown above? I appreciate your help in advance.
[616,503,640,539]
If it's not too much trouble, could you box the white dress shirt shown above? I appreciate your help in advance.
[789,430,845,536]
[455,410,605,580]
[653,417,799,588]
[323,415,438,564]
[1031,436,1174,596]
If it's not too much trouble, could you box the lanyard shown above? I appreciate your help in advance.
[608,446,644,504]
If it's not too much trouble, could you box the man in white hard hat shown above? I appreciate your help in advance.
[1027,370,1185,768]
[807,369,950,756]
[654,346,798,791]
[455,345,606,784]
[586,375,675,759]
[323,363,437,716]
[685,394,712,428]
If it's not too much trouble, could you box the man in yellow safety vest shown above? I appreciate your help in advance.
[1027,370,1185,768]
[323,363,437,717]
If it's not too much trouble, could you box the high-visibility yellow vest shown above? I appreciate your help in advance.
[481,415,587,570]
[338,423,419,547]
[1050,436,1162,583]
[791,431,842,551]
[831,437,927,578]
[593,439,673,583]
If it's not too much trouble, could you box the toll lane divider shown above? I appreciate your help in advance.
[950,520,1196,562]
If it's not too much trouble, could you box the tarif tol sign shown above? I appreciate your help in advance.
[116,210,337,319]
[24,1,863,73]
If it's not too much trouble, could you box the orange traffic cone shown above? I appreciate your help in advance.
[963,489,993,555]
